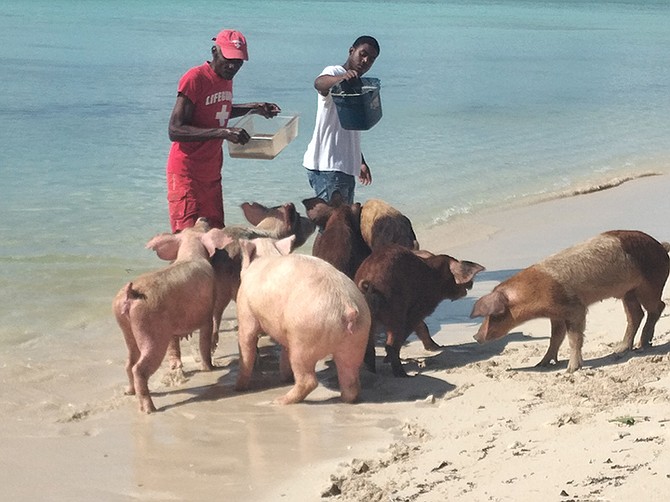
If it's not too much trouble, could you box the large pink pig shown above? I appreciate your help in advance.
[112,218,232,413]
[235,240,371,404]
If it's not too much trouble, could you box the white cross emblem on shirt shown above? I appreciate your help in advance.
[215,103,231,126]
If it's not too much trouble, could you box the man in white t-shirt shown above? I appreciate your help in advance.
[303,36,380,204]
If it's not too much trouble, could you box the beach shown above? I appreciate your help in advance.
[3,1,670,500]
[2,174,669,501]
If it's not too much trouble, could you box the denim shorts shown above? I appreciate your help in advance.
[306,169,355,204]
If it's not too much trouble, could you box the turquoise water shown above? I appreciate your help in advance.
[2,0,670,344]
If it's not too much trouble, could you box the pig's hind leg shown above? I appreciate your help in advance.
[122,330,140,396]
[333,354,362,403]
[635,285,666,349]
[114,307,139,396]
[274,351,318,404]
[234,310,261,392]
[132,335,171,413]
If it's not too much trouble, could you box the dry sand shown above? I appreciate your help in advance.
[2,174,669,501]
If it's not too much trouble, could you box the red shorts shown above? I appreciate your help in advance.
[167,173,224,232]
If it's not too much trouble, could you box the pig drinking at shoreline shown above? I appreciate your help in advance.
[356,245,485,377]
[235,239,371,404]
[471,230,670,372]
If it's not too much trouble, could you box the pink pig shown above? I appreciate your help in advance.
[165,201,315,370]
[235,240,371,404]
[112,218,232,413]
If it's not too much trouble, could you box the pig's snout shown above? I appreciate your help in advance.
[472,318,489,344]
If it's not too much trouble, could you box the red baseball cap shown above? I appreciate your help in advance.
[212,29,248,61]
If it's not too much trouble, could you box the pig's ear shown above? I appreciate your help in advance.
[201,229,234,257]
[241,202,269,226]
[294,215,316,247]
[239,239,258,269]
[146,233,181,261]
[274,235,296,255]
[450,259,486,284]
[302,197,332,227]
[282,202,297,225]
[470,291,507,318]
[301,196,323,212]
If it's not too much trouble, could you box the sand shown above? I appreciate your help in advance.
[2,174,669,501]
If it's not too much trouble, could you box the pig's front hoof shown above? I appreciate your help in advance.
[273,394,301,405]
[169,360,183,371]
[566,359,583,373]
[391,364,410,378]
[612,341,633,355]
[340,388,360,404]
[234,379,251,392]
[422,341,442,352]
[535,357,557,368]
[139,398,157,414]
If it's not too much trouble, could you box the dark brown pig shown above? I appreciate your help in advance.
[355,245,485,377]
[359,198,441,351]
[235,239,371,403]
[302,191,371,279]
[471,230,670,372]
[112,218,232,413]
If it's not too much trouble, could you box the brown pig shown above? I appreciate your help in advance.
[235,240,371,404]
[302,192,371,279]
[359,198,419,251]
[355,245,485,377]
[240,201,315,250]
[166,201,315,369]
[470,230,670,373]
[359,198,440,351]
[112,218,233,413]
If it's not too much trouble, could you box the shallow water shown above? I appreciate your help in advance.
[2,1,670,347]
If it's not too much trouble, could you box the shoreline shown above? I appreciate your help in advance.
[1,173,669,501]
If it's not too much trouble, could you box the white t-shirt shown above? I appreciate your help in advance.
[302,65,362,176]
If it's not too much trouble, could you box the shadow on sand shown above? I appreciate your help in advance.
[504,339,670,373]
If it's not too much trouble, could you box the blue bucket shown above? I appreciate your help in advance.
[331,77,382,131]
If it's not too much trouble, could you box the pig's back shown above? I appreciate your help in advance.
[241,254,370,333]
[537,232,642,304]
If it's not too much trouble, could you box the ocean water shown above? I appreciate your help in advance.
[2,0,670,346]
